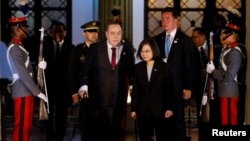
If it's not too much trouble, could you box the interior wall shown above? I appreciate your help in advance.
[0,0,1,40]
[132,0,144,63]
[244,1,250,125]
[72,0,98,45]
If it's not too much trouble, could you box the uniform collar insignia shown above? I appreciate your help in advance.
[11,37,23,45]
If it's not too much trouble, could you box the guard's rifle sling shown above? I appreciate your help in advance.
[200,31,215,122]
[37,27,49,120]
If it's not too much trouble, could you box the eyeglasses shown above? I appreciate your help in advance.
[140,50,152,54]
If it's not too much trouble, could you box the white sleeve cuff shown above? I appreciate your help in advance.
[78,85,88,93]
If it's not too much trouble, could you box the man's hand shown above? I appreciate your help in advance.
[131,112,137,120]
[38,60,47,70]
[206,61,215,74]
[165,110,173,118]
[78,90,88,98]
[37,93,48,103]
[72,93,80,105]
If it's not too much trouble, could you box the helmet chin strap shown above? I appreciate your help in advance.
[18,25,29,36]
[222,33,232,41]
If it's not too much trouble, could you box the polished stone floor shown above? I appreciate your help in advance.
[2,107,198,141]
[0,82,198,141]
[3,119,198,141]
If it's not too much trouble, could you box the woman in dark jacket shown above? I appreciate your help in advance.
[131,38,174,141]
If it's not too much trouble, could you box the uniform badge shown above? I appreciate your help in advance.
[80,55,85,62]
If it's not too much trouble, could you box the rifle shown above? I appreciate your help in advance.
[37,27,49,120]
[200,31,215,122]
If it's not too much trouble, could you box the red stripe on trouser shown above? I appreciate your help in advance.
[220,97,238,125]
[13,96,34,141]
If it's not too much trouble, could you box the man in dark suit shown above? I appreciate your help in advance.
[192,27,211,141]
[154,7,194,141]
[42,20,75,141]
[78,21,135,141]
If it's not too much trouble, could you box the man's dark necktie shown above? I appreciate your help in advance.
[200,47,207,67]
[55,44,61,62]
[111,47,116,69]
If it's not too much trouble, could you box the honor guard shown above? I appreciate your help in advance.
[7,16,47,141]
[206,7,243,125]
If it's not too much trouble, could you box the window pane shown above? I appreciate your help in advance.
[181,0,206,8]
[148,0,173,8]
[42,11,67,35]
[216,0,241,8]
[148,11,163,37]
[9,0,34,8]
[42,0,67,8]
[181,11,204,36]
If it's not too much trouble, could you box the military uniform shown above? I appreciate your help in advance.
[208,10,243,125]
[68,21,100,141]
[69,21,100,98]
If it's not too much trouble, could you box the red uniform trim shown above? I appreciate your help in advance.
[9,17,27,23]
[11,37,23,45]
[226,23,241,31]
[220,97,238,125]
[227,42,239,48]
[12,96,34,141]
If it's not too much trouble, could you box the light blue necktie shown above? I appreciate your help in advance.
[165,34,171,57]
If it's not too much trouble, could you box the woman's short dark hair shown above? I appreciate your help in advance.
[137,38,160,60]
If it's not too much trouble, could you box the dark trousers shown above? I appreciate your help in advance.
[137,112,173,141]
[43,93,68,141]
[172,98,186,141]
[79,99,91,141]
[87,106,123,141]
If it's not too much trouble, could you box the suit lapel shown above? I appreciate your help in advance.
[149,61,158,83]
[141,62,149,84]
[100,42,111,69]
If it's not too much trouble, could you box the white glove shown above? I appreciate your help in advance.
[38,60,47,70]
[202,95,208,105]
[78,90,88,98]
[206,61,215,74]
[37,93,48,103]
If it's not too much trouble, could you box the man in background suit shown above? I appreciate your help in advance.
[192,27,211,141]
[78,21,135,141]
[154,7,194,141]
[42,20,75,141]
